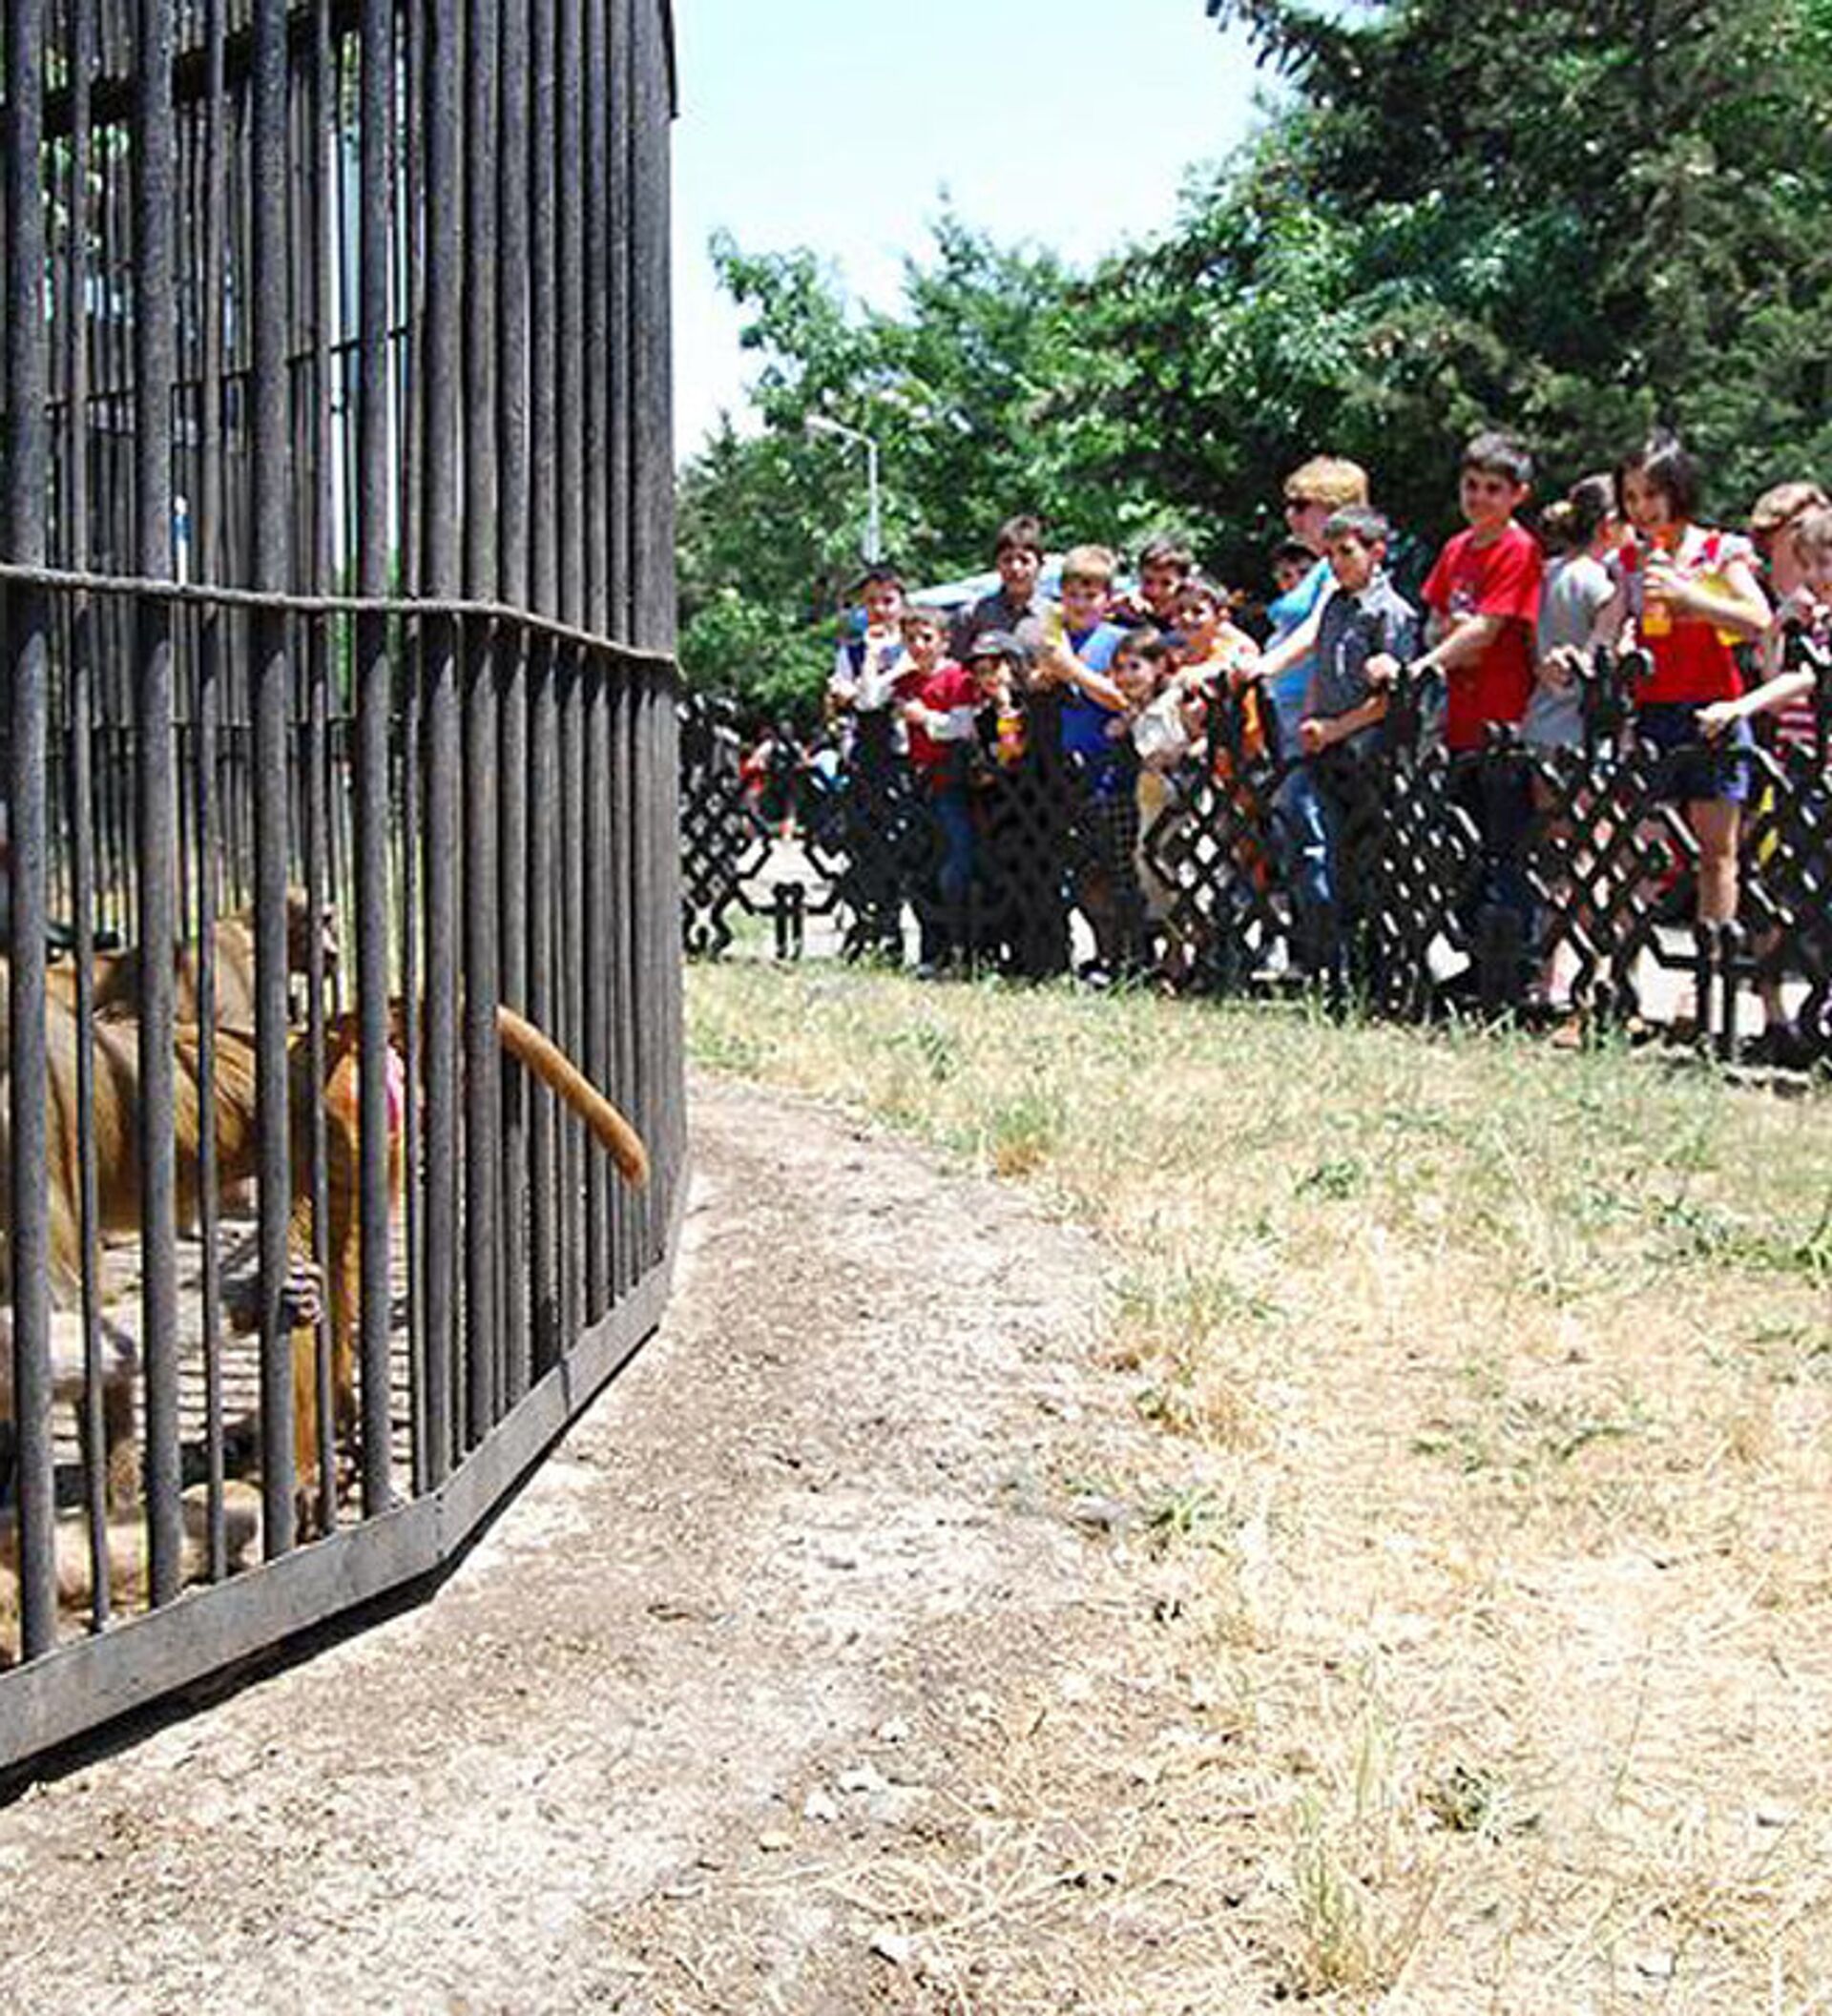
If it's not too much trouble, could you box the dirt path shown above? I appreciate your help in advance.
[0,1077,1250,2014]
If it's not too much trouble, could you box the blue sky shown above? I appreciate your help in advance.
[670,0,1269,461]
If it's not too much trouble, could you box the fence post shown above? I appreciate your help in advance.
[1713,920,1749,1065]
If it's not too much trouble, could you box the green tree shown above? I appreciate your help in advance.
[675,221,1200,716]
[677,1,1832,713]
[1188,0,1832,524]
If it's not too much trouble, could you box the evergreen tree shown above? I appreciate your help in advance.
[676,0,1832,712]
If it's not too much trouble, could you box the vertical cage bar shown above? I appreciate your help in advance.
[355,0,395,1517]
[626,664,651,1252]
[608,0,635,1292]
[402,620,427,1492]
[584,654,611,1321]
[194,0,227,1582]
[398,0,427,1490]
[526,0,559,1372]
[135,0,184,1606]
[609,0,633,642]
[529,0,557,632]
[613,669,637,1284]
[581,0,609,1320]
[555,0,584,1347]
[61,0,115,1628]
[496,0,531,1399]
[304,0,337,1531]
[558,644,584,1344]
[399,0,423,609]
[640,0,679,1241]
[463,0,501,1441]
[529,636,559,1367]
[191,0,226,1580]
[462,603,502,1444]
[421,0,465,1481]
[6,0,57,1663]
[251,0,298,1553]
[556,0,583,623]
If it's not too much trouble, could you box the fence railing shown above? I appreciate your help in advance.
[679,645,1832,1066]
[0,0,683,1777]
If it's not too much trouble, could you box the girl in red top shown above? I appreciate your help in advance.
[1592,432,1769,925]
[899,608,981,974]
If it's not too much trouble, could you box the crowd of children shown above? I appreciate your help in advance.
[813,429,1832,1052]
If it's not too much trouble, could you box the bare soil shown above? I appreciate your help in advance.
[0,1075,1246,2014]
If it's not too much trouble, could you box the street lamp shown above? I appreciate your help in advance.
[804,412,882,564]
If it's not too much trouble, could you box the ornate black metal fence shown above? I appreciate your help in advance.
[0,0,683,1773]
[680,641,1832,1066]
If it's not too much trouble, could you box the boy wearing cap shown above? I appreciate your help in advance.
[961,628,1067,977]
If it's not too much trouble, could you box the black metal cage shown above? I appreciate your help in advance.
[0,0,683,1770]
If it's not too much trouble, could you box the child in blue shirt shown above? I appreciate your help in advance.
[1031,545,1134,971]
[1259,457,1372,969]
[1032,542,1129,781]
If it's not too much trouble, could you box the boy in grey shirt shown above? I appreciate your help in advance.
[1300,506,1422,757]
[1295,506,1421,981]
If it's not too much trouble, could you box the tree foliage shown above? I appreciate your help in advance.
[678,0,1832,716]
[1190,0,1832,521]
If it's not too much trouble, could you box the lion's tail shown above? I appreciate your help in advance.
[494,1005,649,1188]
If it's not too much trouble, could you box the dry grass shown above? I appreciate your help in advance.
[688,964,1832,2011]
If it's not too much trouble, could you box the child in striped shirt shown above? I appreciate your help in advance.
[1700,502,1832,758]
[1697,502,1832,1062]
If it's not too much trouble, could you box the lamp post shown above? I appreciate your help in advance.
[804,412,882,564]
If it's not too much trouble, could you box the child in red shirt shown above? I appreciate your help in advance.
[900,606,974,781]
[1410,431,1545,999]
[1416,432,1544,750]
[899,607,979,973]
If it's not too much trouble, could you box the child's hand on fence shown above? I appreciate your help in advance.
[1364,654,1401,691]
[1538,648,1581,691]
[1696,698,1741,740]
[1029,644,1070,689]
[1780,585,1831,633]
[1298,717,1334,756]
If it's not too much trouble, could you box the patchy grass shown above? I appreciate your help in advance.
[687,962,1832,2010]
